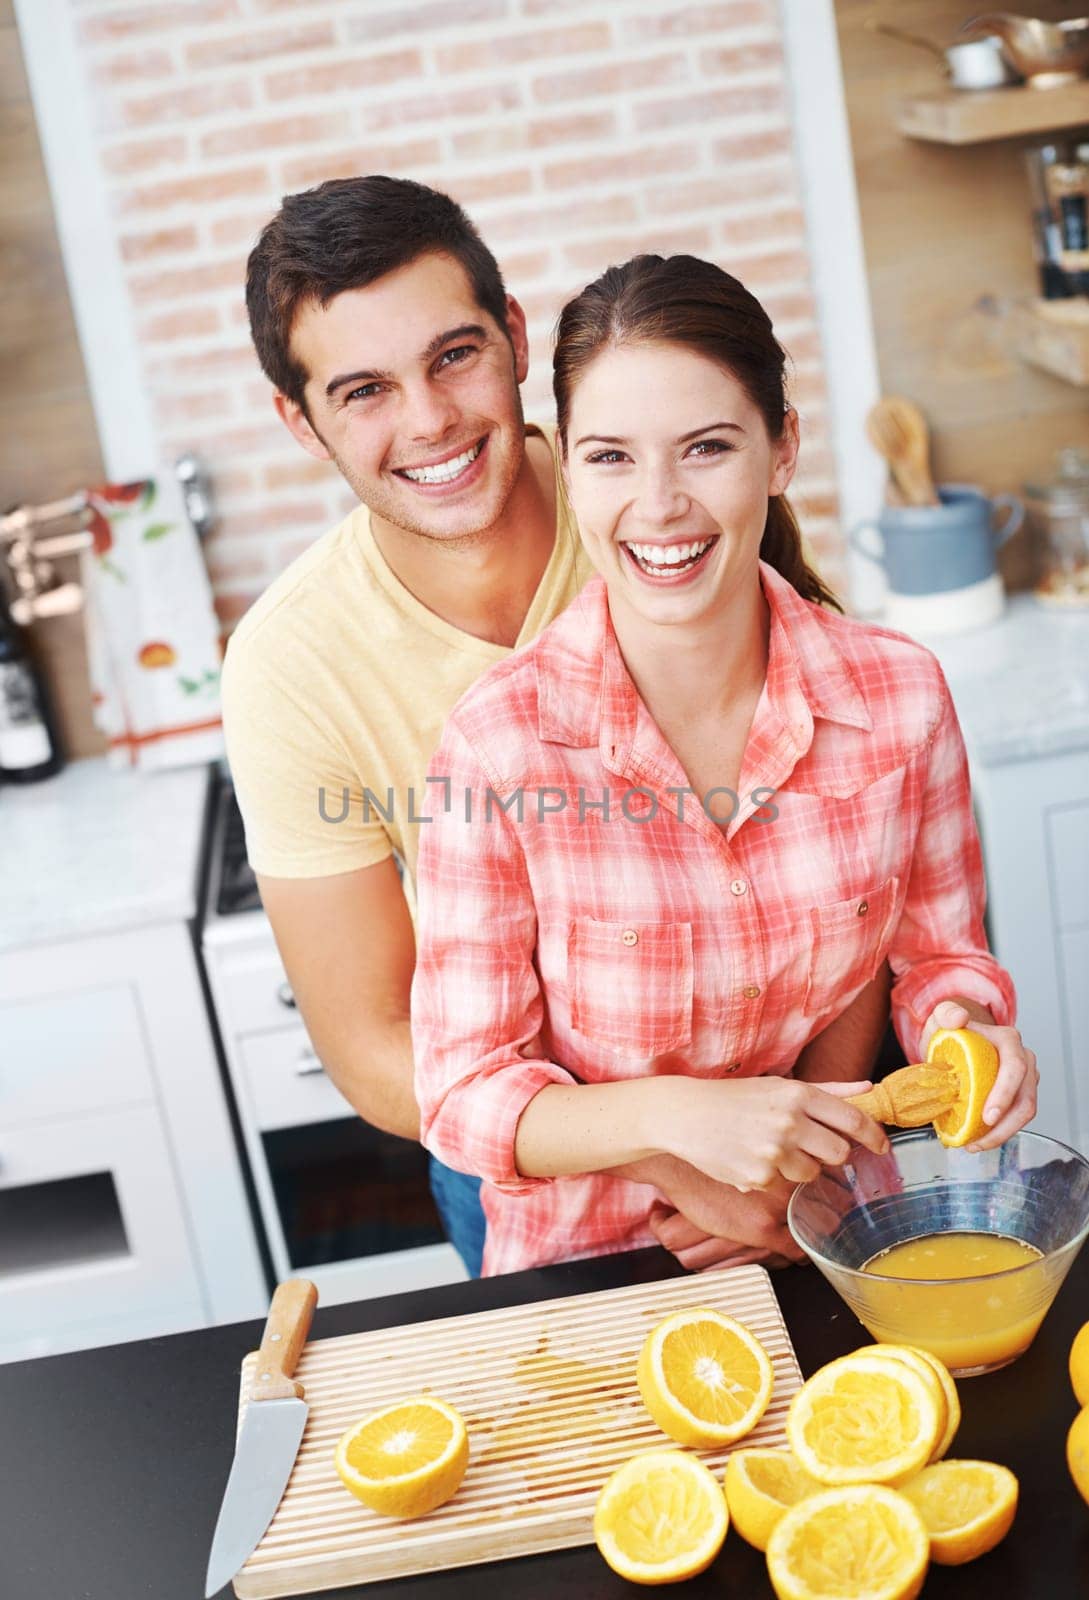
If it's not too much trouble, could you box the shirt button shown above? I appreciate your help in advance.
[743,985,761,999]
[857,899,869,916]
[725,1061,741,1074]
[730,879,748,896]
[621,928,639,946]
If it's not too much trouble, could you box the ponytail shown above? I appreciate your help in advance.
[761,493,842,612]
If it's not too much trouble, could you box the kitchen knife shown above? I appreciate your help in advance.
[205,1277,319,1597]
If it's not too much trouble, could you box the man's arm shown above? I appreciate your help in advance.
[258,857,420,1139]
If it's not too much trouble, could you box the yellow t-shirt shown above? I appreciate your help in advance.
[221,426,593,906]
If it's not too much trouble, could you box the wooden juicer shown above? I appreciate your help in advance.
[846,1030,1000,1149]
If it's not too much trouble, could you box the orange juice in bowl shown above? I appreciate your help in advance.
[788,1129,1089,1377]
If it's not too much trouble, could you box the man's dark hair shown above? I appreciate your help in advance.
[246,174,509,414]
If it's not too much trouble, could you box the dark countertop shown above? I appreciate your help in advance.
[3,1245,1088,1600]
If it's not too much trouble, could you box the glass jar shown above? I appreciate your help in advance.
[1023,448,1089,608]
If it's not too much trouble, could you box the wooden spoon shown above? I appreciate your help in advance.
[865,397,940,507]
[847,1061,959,1129]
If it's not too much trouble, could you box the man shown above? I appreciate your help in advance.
[223,174,891,1277]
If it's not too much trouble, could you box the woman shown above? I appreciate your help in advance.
[410,255,1037,1277]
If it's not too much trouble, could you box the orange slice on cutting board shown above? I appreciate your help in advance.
[637,1306,774,1447]
[334,1397,469,1518]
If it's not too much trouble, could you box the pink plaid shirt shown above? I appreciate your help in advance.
[411,562,1016,1276]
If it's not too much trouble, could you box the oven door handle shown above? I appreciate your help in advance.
[295,1046,325,1077]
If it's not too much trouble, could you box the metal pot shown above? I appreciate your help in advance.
[959,14,1089,89]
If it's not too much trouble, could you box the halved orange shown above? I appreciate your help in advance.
[594,1450,729,1584]
[1068,1405,1089,1508]
[899,1459,1018,1565]
[636,1307,774,1447]
[786,1350,942,1486]
[926,1027,999,1148]
[724,1447,823,1551]
[869,1344,960,1461]
[766,1483,929,1600]
[1070,1320,1089,1408]
[334,1396,469,1518]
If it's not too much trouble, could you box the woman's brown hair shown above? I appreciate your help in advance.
[552,254,841,611]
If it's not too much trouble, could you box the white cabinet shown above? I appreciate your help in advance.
[966,750,1089,1154]
[0,1106,204,1352]
[0,984,152,1121]
[0,921,268,1362]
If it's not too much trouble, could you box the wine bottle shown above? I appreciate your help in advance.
[0,585,64,783]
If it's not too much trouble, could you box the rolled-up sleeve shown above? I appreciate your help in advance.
[411,719,577,1193]
[889,677,1017,1060]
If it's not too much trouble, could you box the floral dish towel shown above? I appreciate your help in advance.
[81,474,225,771]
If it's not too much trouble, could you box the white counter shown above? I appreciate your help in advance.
[0,757,211,954]
[916,595,1089,767]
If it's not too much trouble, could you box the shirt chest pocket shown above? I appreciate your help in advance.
[803,876,900,1018]
[568,918,693,1056]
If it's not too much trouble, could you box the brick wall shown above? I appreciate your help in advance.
[69,0,842,630]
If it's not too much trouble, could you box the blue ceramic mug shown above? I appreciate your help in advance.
[851,484,1024,596]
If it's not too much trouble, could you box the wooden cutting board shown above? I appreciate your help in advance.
[233,1266,803,1598]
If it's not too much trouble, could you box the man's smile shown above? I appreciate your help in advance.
[394,437,487,488]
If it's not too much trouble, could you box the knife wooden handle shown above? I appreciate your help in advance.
[252,1278,319,1403]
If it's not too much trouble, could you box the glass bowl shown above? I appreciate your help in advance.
[787,1129,1089,1377]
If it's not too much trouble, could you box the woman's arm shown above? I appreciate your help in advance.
[889,677,1035,1146]
[514,1072,887,1191]
[889,681,1017,1055]
[411,721,578,1195]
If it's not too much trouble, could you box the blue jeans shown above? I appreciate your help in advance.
[428,1157,486,1278]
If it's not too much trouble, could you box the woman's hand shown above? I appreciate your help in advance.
[654,1074,888,1191]
[921,999,1038,1151]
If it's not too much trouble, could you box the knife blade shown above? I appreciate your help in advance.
[205,1277,319,1597]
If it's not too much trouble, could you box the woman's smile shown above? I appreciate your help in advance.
[620,534,720,583]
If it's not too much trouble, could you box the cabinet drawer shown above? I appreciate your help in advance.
[217,942,300,1035]
[1048,802,1089,930]
[239,1027,356,1131]
[0,1105,203,1347]
[0,984,152,1127]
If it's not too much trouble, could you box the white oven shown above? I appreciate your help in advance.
[199,769,465,1306]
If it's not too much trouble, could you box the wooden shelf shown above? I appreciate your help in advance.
[897,81,1089,145]
[1008,298,1089,386]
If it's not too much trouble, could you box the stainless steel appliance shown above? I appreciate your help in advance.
[200,769,465,1306]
